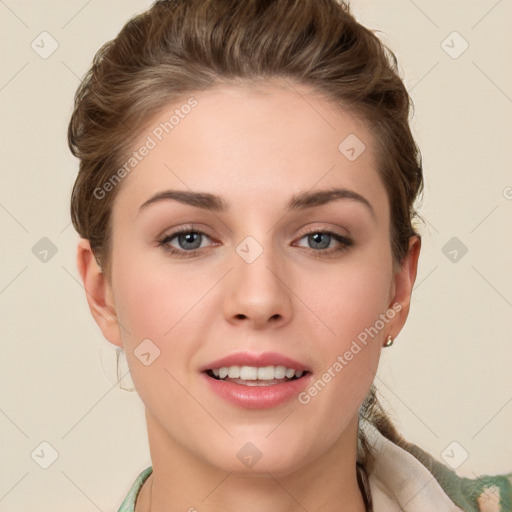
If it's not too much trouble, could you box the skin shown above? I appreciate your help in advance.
[77,78,420,512]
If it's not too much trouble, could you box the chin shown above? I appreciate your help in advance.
[199,435,314,477]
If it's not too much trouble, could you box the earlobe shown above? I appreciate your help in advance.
[387,236,422,337]
[76,238,123,348]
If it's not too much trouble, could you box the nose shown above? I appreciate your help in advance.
[222,241,293,330]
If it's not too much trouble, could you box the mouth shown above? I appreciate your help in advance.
[200,351,312,408]
[204,365,309,386]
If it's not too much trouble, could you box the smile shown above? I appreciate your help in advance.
[207,365,306,385]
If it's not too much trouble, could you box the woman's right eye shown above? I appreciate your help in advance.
[158,229,214,258]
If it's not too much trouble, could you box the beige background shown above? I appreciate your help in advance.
[1,0,511,510]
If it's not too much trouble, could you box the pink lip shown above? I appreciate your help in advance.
[200,351,310,372]
[201,372,313,409]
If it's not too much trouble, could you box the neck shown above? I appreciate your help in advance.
[137,411,367,512]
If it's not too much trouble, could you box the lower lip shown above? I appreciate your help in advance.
[201,372,312,409]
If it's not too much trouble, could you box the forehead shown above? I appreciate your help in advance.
[110,80,387,222]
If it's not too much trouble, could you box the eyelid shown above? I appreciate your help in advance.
[297,224,350,237]
[295,224,352,243]
[159,223,219,242]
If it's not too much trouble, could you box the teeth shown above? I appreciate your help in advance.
[240,366,258,380]
[257,366,274,380]
[285,368,295,378]
[211,365,305,381]
[227,366,240,378]
[274,365,287,379]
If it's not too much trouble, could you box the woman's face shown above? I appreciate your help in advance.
[86,80,418,475]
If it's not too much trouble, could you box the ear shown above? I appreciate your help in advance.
[387,235,421,338]
[76,238,123,348]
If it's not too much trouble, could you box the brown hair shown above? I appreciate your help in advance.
[68,0,423,474]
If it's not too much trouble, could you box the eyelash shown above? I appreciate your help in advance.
[157,226,353,259]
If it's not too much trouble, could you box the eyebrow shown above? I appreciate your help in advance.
[139,187,375,219]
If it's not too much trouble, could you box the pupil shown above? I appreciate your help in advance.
[310,232,330,250]
[180,232,201,250]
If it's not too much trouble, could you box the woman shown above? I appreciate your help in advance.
[68,0,512,510]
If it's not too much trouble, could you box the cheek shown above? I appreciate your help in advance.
[110,255,203,398]
[303,257,393,342]
[292,265,390,444]
[112,262,201,413]
[297,253,393,399]
[112,255,205,346]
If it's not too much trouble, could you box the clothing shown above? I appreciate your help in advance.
[117,423,512,512]
[360,422,511,511]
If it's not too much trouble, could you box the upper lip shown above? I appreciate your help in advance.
[200,351,310,372]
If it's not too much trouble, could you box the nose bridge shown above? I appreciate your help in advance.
[223,233,293,328]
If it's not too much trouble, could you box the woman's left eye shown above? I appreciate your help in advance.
[295,230,353,255]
